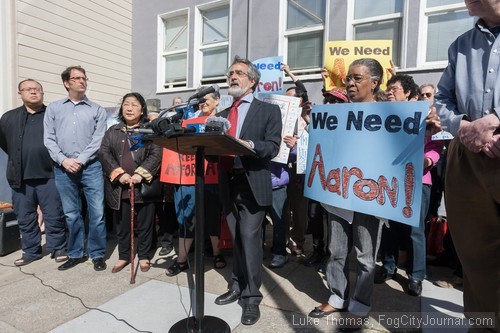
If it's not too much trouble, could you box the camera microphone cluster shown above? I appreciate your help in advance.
[127,84,222,138]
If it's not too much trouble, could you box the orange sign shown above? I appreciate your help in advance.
[324,40,393,91]
[159,116,219,185]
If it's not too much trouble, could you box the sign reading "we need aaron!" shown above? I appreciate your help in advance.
[304,101,428,227]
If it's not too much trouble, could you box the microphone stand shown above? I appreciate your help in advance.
[134,99,231,333]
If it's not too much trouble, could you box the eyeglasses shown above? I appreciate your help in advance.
[69,77,88,82]
[386,85,403,94]
[342,76,370,84]
[423,92,433,98]
[19,87,42,93]
[226,70,248,78]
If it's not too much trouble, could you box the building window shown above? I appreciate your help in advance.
[196,3,229,85]
[421,0,475,64]
[284,0,325,73]
[351,0,404,65]
[160,11,188,89]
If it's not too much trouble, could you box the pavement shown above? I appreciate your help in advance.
[0,225,468,333]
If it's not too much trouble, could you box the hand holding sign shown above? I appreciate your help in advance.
[425,106,442,137]
[283,135,298,149]
[387,59,397,76]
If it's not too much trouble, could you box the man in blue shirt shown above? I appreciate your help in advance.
[435,1,500,330]
[44,66,107,271]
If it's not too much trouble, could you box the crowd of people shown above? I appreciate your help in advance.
[0,1,499,330]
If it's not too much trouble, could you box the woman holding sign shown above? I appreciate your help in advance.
[308,58,385,331]
[165,88,226,276]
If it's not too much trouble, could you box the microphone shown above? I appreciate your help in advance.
[127,128,155,135]
[183,126,197,134]
[188,84,219,101]
[150,117,176,134]
[205,116,231,133]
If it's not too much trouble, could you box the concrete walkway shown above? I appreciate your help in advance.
[0,230,467,332]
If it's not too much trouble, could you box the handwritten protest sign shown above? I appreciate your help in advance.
[160,116,219,185]
[324,40,393,91]
[296,117,309,174]
[258,93,301,164]
[253,56,284,94]
[304,101,427,226]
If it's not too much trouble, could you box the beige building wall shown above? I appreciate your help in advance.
[1,0,132,114]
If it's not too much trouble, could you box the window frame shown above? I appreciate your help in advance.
[346,0,408,69]
[278,0,329,80]
[417,1,470,69]
[193,0,231,88]
[157,8,190,93]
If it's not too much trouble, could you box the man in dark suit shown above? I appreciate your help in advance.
[213,56,282,325]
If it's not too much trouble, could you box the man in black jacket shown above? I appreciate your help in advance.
[0,79,67,266]
[213,57,282,326]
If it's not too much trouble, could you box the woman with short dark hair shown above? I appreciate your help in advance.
[309,58,385,331]
[99,92,162,274]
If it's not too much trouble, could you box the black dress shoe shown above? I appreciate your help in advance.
[214,289,240,305]
[407,279,422,296]
[309,304,345,318]
[317,256,329,274]
[241,304,260,325]
[58,257,84,271]
[304,251,324,267]
[374,268,395,284]
[92,257,107,271]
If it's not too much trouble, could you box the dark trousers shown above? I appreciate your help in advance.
[11,178,67,259]
[445,139,500,330]
[223,174,266,305]
[308,200,327,251]
[118,201,155,261]
[286,168,308,247]
[268,186,288,256]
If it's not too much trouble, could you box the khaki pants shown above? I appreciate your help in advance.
[446,138,500,332]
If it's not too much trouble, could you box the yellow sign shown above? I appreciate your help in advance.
[324,40,393,91]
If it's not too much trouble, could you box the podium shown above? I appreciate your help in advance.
[151,132,256,333]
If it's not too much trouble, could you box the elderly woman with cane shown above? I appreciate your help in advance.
[99,92,162,274]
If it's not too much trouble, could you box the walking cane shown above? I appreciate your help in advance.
[129,183,136,284]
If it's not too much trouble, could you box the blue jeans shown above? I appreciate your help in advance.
[407,184,431,281]
[326,212,383,316]
[54,160,106,259]
[11,178,67,259]
[173,185,196,238]
[381,185,431,281]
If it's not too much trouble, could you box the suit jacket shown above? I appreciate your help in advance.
[216,97,282,207]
